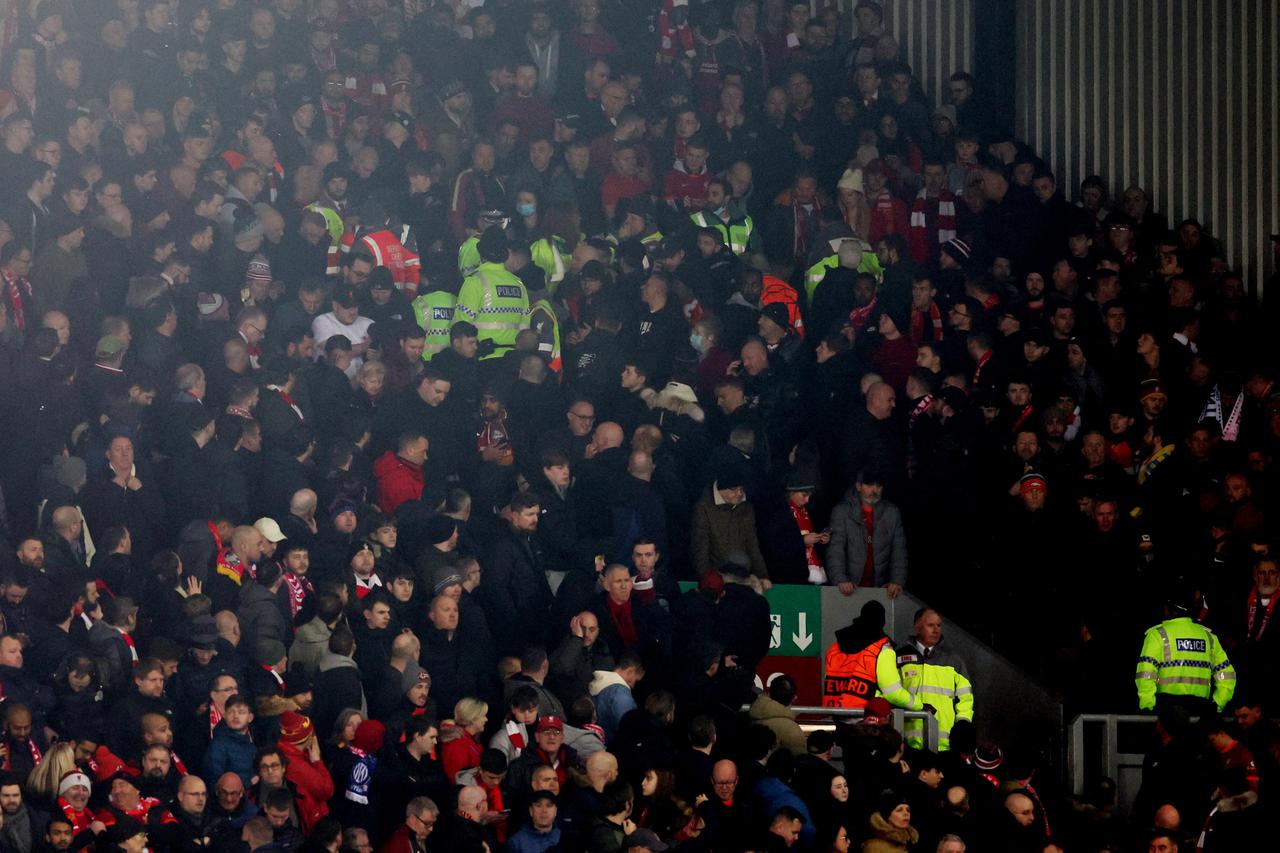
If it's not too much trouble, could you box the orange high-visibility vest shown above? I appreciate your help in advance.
[823,636,888,708]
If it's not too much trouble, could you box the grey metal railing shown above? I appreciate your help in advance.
[1068,713,1159,814]
[785,705,942,752]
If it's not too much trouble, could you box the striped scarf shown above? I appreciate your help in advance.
[910,303,944,343]
[908,189,957,264]
[1200,385,1245,442]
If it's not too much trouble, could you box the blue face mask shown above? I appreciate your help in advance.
[516,202,536,217]
[690,333,705,352]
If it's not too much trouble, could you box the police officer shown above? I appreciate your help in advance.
[1136,589,1236,714]
[896,607,973,751]
[412,284,457,360]
[457,208,508,277]
[455,226,529,363]
[823,600,922,712]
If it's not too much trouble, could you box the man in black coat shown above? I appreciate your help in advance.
[170,773,238,853]
[80,434,165,561]
[479,492,556,656]
[257,363,309,448]
[588,564,670,675]
[370,366,461,486]
[257,426,316,521]
[418,595,498,713]
[312,625,365,738]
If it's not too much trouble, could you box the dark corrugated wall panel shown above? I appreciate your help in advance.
[1015,0,1279,294]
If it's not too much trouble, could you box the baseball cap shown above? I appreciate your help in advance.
[253,517,287,543]
[536,716,564,733]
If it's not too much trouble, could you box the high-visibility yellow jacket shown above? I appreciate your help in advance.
[411,290,457,358]
[896,638,973,751]
[823,636,922,711]
[690,210,757,255]
[455,262,528,360]
[804,250,884,308]
[1135,616,1236,711]
[530,233,581,295]
[457,236,481,278]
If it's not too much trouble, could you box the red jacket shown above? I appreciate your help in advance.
[278,740,334,832]
[441,729,484,784]
[662,164,711,211]
[374,451,425,514]
[377,824,421,853]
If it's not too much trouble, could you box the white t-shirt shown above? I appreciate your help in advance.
[310,312,373,378]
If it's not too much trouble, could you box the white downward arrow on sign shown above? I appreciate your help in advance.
[791,612,813,651]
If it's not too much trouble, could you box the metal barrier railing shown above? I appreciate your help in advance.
[785,705,942,753]
[1068,714,1158,813]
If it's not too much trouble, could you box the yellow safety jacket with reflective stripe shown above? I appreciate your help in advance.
[690,211,756,255]
[457,236,481,278]
[1135,616,1236,711]
[804,251,884,308]
[823,637,923,711]
[896,640,973,751]
[530,234,580,295]
[455,262,529,360]
[529,298,562,374]
[411,290,457,358]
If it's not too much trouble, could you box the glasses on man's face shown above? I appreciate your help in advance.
[569,410,594,421]
[411,814,436,831]
[259,761,283,771]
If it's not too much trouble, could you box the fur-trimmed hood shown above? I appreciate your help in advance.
[648,381,705,423]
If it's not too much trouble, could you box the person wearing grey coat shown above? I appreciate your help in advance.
[825,474,908,594]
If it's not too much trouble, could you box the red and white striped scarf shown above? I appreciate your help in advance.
[282,572,313,619]
[908,189,957,263]
[910,303,944,343]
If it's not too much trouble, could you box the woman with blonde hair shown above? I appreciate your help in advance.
[25,741,76,809]
[439,698,488,783]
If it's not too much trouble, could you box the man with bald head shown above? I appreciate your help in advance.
[449,785,494,849]
[841,379,905,499]
[173,773,234,849]
[207,526,266,611]
[42,505,87,571]
[738,337,803,466]
[704,758,750,849]
[550,610,614,700]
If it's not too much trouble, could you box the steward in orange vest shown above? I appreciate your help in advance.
[823,600,922,711]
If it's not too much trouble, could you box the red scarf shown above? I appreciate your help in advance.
[2,270,31,331]
[283,572,313,619]
[210,704,223,735]
[1246,587,1277,641]
[353,574,382,598]
[1010,405,1035,434]
[59,799,92,834]
[262,665,283,687]
[907,189,957,263]
[789,503,819,569]
[860,504,876,587]
[121,631,139,664]
[910,303,943,344]
[1,737,41,770]
[503,720,526,756]
[972,350,993,385]
[533,747,568,786]
[605,597,638,648]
